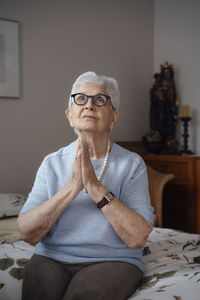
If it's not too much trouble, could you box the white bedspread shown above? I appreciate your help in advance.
[129,228,200,300]
[0,227,200,300]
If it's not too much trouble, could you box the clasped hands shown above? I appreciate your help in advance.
[71,138,100,194]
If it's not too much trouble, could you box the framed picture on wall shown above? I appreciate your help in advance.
[0,19,20,98]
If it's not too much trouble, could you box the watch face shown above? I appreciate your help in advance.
[106,192,114,202]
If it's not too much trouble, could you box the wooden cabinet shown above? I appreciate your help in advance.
[142,154,200,233]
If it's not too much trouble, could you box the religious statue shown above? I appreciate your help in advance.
[144,62,179,154]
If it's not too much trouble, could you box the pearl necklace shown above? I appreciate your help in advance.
[97,139,111,182]
[83,139,111,193]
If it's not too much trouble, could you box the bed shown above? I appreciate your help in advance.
[1,221,200,300]
[1,168,200,300]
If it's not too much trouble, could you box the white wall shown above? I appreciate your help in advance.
[154,0,200,154]
[0,0,153,195]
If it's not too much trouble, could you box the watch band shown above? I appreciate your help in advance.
[97,191,115,209]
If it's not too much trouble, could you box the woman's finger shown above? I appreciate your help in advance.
[81,139,91,165]
[71,149,83,190]
[75,139,82,158]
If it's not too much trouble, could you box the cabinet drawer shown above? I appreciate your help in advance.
[140,153,200,233]
[145,160,192,181]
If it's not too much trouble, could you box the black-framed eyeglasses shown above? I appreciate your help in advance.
[71,93,111,107]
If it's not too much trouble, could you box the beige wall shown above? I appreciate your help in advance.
[154,0,200,154]
[0,0,153,195]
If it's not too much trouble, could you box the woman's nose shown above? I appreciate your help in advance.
[85,98,94,110]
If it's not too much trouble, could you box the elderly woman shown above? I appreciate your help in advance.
[17,72,154,300]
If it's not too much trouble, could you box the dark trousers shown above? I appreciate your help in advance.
[22,254,143,300]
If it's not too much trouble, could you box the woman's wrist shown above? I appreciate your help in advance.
[87,182,108,204]
[68,178,82,195]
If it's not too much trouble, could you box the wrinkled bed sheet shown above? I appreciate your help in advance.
[0,226,200,300]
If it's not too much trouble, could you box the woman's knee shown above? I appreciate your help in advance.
[63,261,143,300]
[22,254,71,300]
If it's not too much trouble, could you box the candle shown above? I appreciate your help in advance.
[182,105,190,117]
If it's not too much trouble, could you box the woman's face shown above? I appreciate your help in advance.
[66,83,119,135]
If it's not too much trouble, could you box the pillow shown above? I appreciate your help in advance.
[0,193,27,219]
[0,217,20,242]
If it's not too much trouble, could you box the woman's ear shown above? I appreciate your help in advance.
[109,110,119,131]
[65,109,73,127]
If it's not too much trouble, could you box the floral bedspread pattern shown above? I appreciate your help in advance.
[0,228,200,300]
[0,241,34,300]
[129,228,200,300]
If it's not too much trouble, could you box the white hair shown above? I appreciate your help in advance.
[68,71,120,110]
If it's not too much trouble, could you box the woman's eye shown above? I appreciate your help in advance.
[77,95,86,102]
[96,97,104,103]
